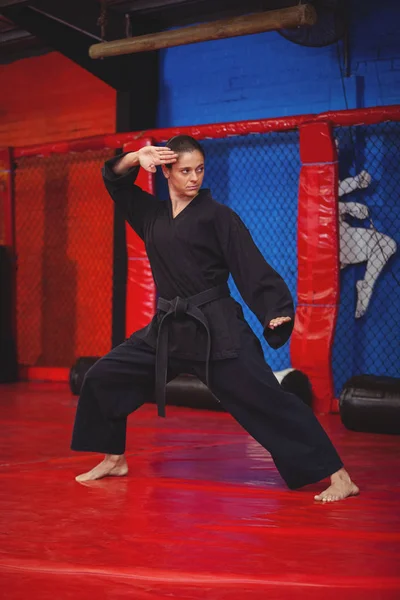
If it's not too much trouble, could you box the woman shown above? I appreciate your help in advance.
[71,135,359,502]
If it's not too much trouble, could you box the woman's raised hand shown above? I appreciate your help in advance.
[138,146,178,173]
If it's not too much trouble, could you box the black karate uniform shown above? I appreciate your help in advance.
[71,156,343,489]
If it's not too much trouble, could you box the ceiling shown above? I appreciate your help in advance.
[0,12,48,61]
[0,0,296,64]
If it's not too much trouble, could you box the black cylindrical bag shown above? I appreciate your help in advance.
[340,375,400,435]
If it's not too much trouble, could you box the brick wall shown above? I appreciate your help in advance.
[158,0,400,127]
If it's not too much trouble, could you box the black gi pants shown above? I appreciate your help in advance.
[71,324,343,490]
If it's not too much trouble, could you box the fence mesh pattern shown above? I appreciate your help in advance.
[333,122,400,395]
[14,149,115,368]
[11,115,398,393]
[157,131,300,371]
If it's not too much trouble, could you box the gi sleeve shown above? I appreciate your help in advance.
[215,205,295,349]
[102,153,158,240]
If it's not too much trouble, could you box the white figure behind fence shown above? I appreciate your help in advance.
[338,170,397,318]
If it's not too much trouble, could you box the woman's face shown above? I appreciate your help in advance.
[163,150,205,199]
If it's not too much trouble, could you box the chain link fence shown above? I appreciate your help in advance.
[12,116,397,393]
[157,131,300,371]
[332,122,400,395]
[14,149,115,368]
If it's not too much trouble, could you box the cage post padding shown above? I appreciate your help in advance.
[0,147,17,337]
[290,122,339,414]
[0,148,14,249]
[122,139,156,338]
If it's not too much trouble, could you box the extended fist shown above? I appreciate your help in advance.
[352,203,369,219]
[357,170,372,189]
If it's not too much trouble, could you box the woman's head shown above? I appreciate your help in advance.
[165,135,205,160]
[162,135,205,199]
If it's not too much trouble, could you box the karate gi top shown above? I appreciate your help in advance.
[103,155,295,363]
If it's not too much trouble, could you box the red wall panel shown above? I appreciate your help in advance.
[0,52,115,147]
[0,52,116,375]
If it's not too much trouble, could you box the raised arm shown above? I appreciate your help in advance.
[103,146,177,239]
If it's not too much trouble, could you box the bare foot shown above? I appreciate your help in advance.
[75,454,128,482]
[315,468,359,503]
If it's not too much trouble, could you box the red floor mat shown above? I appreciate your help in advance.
[1,382,399,599]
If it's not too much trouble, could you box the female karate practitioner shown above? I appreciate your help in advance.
[71,135,359,503]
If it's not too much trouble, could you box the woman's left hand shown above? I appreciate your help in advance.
[267,316,292,329]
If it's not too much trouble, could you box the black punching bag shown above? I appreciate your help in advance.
[340,375,400,435]
[0,246,18,383]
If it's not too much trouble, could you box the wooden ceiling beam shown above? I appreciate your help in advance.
[89,4,317,58]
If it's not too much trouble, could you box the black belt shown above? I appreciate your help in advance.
[155,283,230,417]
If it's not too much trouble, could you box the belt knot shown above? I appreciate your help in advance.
[172,296,189,319]
[155,283,230,418]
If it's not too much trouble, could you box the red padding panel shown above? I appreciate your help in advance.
[290,122,339,414]
[19,367,69,382]
[122,140,156,337]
